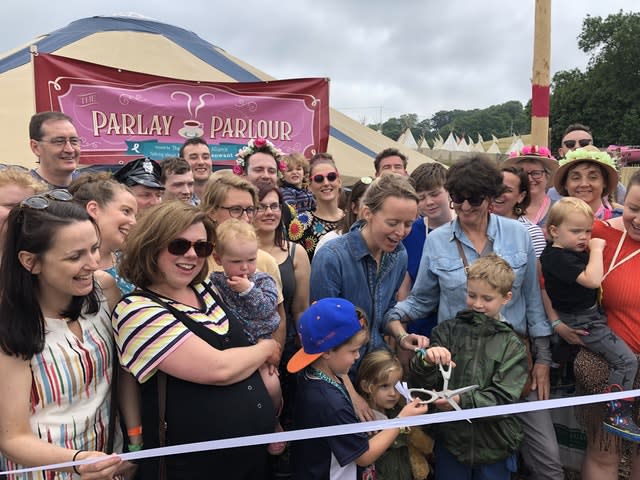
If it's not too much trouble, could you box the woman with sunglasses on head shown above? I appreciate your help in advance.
[312,174,427,422]
[502,145,559,229]
[112,201,279,480]
[0,192,134,479]
[385,155,564,480]
[69,172,138,295]
[288,153,344,261]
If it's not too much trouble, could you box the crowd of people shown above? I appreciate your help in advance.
[0,112,639,480]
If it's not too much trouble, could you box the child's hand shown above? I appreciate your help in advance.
[226,275,252,293]
[435,394,460,411]
[425,346,455,367]
[588,238,606,251]
[397,398,430,418]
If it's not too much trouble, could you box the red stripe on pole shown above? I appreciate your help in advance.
[531,84,550,117]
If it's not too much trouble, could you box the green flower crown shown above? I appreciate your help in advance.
[560,148,617,170]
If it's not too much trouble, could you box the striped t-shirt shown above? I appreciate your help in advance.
[112,280,228,383]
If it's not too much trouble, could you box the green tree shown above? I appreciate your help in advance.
[550,11,640,148]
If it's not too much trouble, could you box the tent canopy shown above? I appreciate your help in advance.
[0,15,436,182]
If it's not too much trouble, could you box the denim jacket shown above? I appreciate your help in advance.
[311,222,407,353]
[385,214,551,339]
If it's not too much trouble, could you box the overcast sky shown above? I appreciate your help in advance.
[1,1,637,125]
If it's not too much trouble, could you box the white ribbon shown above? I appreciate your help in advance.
[2,388,639,476]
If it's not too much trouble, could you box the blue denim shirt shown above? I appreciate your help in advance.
[385,214,551,338]
[311,223,408,353]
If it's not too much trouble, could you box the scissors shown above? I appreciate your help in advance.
[408,359,479,423]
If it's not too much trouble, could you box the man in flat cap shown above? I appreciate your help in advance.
[113,157,164,213]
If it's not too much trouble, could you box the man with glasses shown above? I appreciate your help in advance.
[28,112,81,189]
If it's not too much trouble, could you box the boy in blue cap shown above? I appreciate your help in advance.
[287,298,428,480]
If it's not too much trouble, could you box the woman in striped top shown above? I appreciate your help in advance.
[0,194,126,479]
[112,201,279,480]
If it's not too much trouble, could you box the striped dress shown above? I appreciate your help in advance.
[112,279,229,384]
[0,299,117,479]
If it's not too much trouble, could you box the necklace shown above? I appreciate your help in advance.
[307,367,350,402]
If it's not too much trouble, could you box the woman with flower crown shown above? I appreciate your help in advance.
[553,145,622,220]
[502,145,559,229]
[288,153,344,261]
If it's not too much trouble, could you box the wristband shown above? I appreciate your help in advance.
[72,450,86,475]
[128,443,143,452]
[396,332,409,344]
[551,319,563,330]
[127,425,143,437]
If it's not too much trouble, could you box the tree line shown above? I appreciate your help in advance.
[370,10,640,150]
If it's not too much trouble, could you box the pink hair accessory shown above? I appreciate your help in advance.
[509,145,555,160]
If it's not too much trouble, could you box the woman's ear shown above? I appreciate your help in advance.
[361,205,373,223]
[18,251,41,274]
[85,200,100,219]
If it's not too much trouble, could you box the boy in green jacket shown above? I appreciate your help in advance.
[410,254,528,480]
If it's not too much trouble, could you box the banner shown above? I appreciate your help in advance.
[34,54,330,165]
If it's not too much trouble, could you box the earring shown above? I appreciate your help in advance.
[514,205,523,216]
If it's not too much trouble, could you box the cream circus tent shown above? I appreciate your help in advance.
[0,14,436,181]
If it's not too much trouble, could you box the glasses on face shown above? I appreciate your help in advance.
[525,169,546,180]
[312,172,339,184]
[20,189,73,209]
[218,205,257,218]
[563,138,592,149]
[167,238,214,258]
[39,137,81,148]
[449,193,485,207]
[256,202,281,213]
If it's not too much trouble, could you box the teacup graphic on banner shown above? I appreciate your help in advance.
[178,120,204,139]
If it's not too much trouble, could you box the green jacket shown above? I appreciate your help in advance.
[409,309,528,466]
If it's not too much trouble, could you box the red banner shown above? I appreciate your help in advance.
[34,53,330,165]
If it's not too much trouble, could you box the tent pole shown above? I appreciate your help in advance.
[530,0,551,147]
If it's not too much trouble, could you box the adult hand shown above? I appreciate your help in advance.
[351,390,375,422]
[115,460,138,480]
[530,363,550,400]
[399,333,429,351]
[76,452,121,480]
[555,322,587,346]
[258,338,281,366]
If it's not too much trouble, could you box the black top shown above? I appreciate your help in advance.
[138,290,273,480]
[540,244,598,312]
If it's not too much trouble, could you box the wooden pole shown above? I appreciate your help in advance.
[530,0,551,147]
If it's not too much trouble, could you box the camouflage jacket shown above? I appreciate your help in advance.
[409,309,528,466]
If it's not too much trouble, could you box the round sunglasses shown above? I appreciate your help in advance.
[167,238,214,258]
[312,172,339,184]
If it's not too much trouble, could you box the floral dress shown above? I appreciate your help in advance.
[288,210,341,261]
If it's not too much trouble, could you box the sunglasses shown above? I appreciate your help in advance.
[20,189,73,209]
[563,139,592,149]
[312,172,339,184]
[449,193,485,207]
[167,238,214,257]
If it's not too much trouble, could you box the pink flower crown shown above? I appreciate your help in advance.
[233,138,287,176]
[508,145,556,160]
